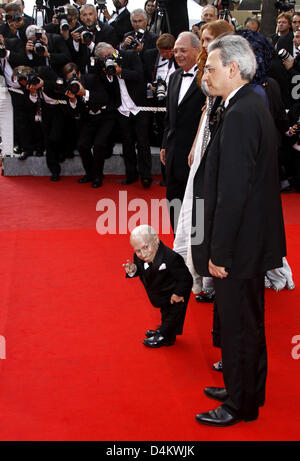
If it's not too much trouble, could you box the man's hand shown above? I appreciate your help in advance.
[27,77,44,94]
[102,7,112,21]
[71,29,81,42]
[170,294,184,304]
[160,148,166,165]
[283,57,294,71]
[25,39,34,55]
[65,89,77,103]
[122,35,134,49]
[123,259,137,274]
[209,259,228,279]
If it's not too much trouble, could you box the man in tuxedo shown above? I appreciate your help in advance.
[73,4,118,73]
[103,0,132,45]
[160,31,205,232]
[124,225,193,348]
[192,34,286,426]
[95,41,152,188]
[120,8,157,56]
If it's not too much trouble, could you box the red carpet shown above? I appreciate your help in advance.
[0,174,299,441]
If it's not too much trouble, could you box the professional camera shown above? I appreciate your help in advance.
[5,13,23,23]
[56,73,81,95]
[278,48,294,62]
[54,6,70,31]
[33,28,46,56]
[275,0,296,12]
[95,0,107,7]
[90,54,122,76]
[153,77,167,101]
[0,42,6,58]
[73,25,93,44]
[35,0,44,10]
[14,70,40,86]
[126,29,145,50]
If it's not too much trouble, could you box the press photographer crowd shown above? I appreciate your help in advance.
[0,0,299,193]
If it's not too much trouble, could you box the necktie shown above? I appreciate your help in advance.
[210,101,225,131]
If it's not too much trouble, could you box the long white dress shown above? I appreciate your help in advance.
[173,98,214,294]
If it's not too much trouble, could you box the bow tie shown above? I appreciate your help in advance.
[181,72,194,77]
[112,10,119,15]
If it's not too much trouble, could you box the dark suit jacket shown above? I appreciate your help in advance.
[128,240,193,335]
[121,29,158,55]
[192,84,286,279]
[163,68,206,185]
[276,31,294,55]
[109,8,132,45]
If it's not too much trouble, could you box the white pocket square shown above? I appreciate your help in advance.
[158,263,166,271]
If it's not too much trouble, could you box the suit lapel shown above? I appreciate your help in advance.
[178,77,199,107]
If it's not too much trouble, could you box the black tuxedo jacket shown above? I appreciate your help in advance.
[22,33,71,75]
[191,84,286,279]
[74,21,118,73]
[122,29,158,55]
[109,8,132,45]
[129,241,193,312]
[276,31,294,55]
[108,49,147,108]
[163,68,205,184]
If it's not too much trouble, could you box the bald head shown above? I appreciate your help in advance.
[130,225,159,262]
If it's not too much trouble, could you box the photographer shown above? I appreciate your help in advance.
[63,60,116,187]
[95,41,152,188]
[0,2,34,42]
[24,65,68,180]
[24,24,71,75]
[120,8,157,56]
[73,4,118,73]
[142,33,177,185]
[44,4,81,62]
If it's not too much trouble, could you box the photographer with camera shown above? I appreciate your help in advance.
[24,24,71,75]
[142,33,177,185]
[72,4,118,73]
[23,64,69,180]
[0,2,34,42]
[63,60,117,187]
[120,8,157,56]
[95,41,152,188]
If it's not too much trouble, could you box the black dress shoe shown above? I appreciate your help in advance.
[78,175,92,184]
[92,178,102,188]
[19,152,32,161]
[195,291,215,303]
[50,174,60,182]
[145,329,161,338]
[204,387,228,402]
[121,177,138,185]
[143,334,175,348]
[195,406,242,427]
[141,178,152,188]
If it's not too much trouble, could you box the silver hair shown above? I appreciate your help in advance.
[130,225,158,241]
[176,31,201,49]
[26,24,39,40]
[130,8,147,20]
[94,42,115,57]
[80,3,96,13]
[202,5,218,14]
[207,34,257,81]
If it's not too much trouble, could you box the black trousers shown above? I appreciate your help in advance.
[159,300,188,340]
[118,111,152,181]
[77,113,116,180]
[41,105,65,175]
[214,274,267,421]
[166,179,187,234]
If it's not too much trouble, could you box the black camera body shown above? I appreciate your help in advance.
[56,73,81,95]
[275,0,296,11]
[90,54,122,76]
[6,13,23,23]
[33,29,46,56]
[73,25,93,44]
[95,0,107,7]
[127,29,145,50]
[14,70,40,87]
[153,76,167,101]
[0,42,6,59]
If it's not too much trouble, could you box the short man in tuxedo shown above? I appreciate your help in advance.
[124,225,193,348]
[103,0,132,45]
[192,34,286,427]
[160,31,205,232]
[95,41,153,188]
[120,8,157,56]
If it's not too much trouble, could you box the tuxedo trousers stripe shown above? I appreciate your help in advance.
[214,274,267,419]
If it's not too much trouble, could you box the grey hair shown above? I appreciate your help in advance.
[94,42,115,57]
[202,5,218,15]
[207,34,257,81]
[26,24,39,40]
[130,225,158,242]
[177,31,201,49]
[80,3,96,13]
[130,8,147,20]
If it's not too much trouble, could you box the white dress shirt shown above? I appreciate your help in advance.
[178,65,197,105]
